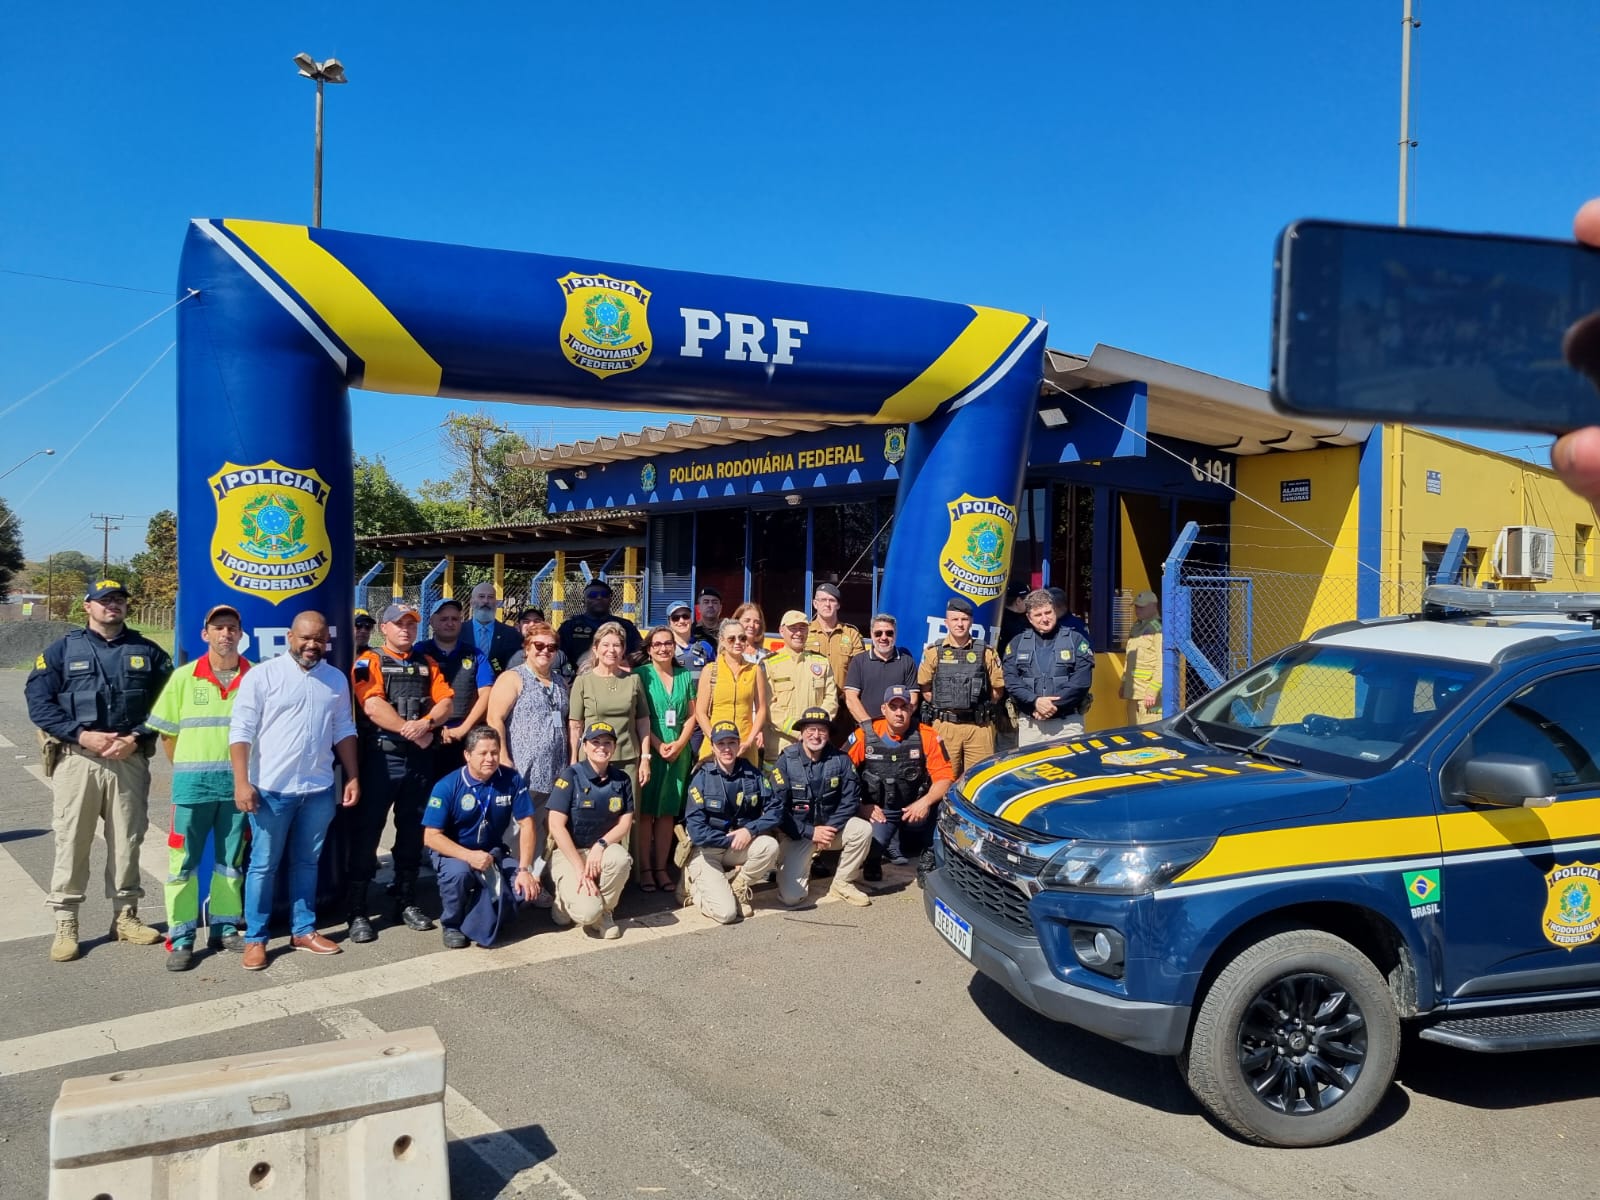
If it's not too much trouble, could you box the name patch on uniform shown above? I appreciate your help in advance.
[69,660,91,671]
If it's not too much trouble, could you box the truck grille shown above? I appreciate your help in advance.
[940,837,1036,938]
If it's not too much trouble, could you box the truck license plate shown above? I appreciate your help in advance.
[933,898,973,958]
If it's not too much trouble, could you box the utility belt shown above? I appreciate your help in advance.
[368,732,431,756]
[925,702,998,726]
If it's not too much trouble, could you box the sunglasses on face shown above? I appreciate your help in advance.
[727,634,748,643]
[670,613,691,621]
[585,591,609,601]
[650,640,675,651]
[872,631,895,639]
[529,641,558,653]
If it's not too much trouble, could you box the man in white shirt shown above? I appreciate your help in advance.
[228,611,360,971]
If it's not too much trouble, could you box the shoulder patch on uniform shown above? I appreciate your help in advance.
[34,654,45,669]
[554,776,570,790]
[690,787,704,805]
[770,768,784,785]
[427,796,443,808]
[353,659,371,677]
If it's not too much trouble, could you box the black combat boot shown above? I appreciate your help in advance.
[393,871,435,931]
[346,881,376,944]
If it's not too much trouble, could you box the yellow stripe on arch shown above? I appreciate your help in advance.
[224,219,443,396]
[872,306,1030,423]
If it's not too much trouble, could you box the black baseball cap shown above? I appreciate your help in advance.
[794,707,832,730]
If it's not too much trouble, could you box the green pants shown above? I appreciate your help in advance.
[164,800,248,946]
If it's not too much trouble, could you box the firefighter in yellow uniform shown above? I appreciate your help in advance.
[762,609,838,766]
[916,597,1006,779]
[1122,590,1164,726]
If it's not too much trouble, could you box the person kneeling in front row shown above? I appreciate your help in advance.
[682,720,782,923]
[548,721,634,940]
[771,707,872,908]
[421,725,541,949]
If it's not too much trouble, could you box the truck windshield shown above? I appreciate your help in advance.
[1185,642,1488,778]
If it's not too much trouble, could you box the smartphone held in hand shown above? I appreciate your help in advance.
[1270,219,1600,434]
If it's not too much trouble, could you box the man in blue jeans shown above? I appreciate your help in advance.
[228,612,361,971]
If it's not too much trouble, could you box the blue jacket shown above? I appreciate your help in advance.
[771,743,860,840]
[685,757,781,848]
[1003,622,1095,714]
[26,625,173,743]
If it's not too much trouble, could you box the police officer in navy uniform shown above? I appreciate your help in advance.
[681,721,782,923]
[416,598,490,779]
[770,707,872,908]
[558,578,641,667]
[1003,588,1097,747]
[422,726,541,948]
[547,720,636,939]
[26,579,173,962]
[347,603,455,941]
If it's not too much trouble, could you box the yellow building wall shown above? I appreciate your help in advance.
[1229,445,1364,660]
[1385,425,1599,595]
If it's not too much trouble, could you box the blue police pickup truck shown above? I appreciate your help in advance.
[925,586,1600,1147]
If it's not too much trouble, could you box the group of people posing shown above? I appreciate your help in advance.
[25,572,1162,971]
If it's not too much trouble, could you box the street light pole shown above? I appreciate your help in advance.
[1398,0,1420,226]
[293,53,348,228]
[0,447,55,482]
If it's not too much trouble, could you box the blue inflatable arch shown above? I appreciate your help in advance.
[176,219,1047,661]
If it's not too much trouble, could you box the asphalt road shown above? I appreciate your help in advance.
[1,667,1596,1198]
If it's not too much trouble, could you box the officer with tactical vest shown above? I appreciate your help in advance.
[1003,587,1097,747]
[547,720,636,939]
[770,707,872,908]
[847,685,956,881]
[347,602,455,942]
[26,579,173,962]
[416,598,491,778]
[681,720,782,923]
[916,596,1007,778]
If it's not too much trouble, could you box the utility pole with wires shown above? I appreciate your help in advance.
[91,512,123,576]
[1398,0,1420,226]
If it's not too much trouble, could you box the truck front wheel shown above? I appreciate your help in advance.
[1181,928,1400,1147]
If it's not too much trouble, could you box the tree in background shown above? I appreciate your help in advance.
[27,550,96,620]
[354,455,427,572]
[422,412,546,527]
[0,498,23,603]
[129,510,177,607]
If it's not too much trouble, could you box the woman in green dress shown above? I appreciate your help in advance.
[634,625,695,890]
[567,622,652,801]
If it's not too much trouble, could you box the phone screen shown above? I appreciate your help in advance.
[1272,220,1600,433]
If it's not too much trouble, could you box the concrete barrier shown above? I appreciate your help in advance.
[49,1026,447,1199]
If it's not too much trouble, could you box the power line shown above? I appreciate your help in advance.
[0,292,194,423]
[90,513,124,575]
[0,267,169,296]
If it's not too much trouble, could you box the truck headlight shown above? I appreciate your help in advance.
[1039,839,1214,894]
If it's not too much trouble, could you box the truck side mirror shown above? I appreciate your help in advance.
[1456,754,1557,809]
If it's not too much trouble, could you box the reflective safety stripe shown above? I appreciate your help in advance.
[174,716,234,729]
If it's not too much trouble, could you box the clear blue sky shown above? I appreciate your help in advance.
[3,1,1596,564]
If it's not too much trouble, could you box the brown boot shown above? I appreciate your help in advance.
[50,914,80,962]
[110,907,162,945]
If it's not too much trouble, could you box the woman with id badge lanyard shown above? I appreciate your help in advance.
[635,626,695,891]
[487,622,571,870]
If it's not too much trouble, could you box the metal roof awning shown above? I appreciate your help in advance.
[1044,345,1373,456]
[357,510,646,561]
[515,344,1376,470]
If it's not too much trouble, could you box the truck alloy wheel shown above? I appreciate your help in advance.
[1181,929,1400,1147]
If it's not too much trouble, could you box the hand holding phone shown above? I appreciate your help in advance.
[1271,218,1600,434]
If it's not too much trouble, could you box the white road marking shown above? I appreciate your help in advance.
[0,841,54,942]
[18,757,176,896]
[319,1008,588,1200]
[0,905,711,1078]
[0,731,16,748]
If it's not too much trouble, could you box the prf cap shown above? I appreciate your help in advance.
[581,720,618,743]
[84,579,129,601]
[709,720,741,743]
[883,684,915,707]
[353,609,376,627]
[794,707,832,730]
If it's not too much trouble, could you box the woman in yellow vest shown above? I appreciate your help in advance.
[693,619,770,767]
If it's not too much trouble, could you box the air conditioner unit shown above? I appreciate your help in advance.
[1494,525,1556,581]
